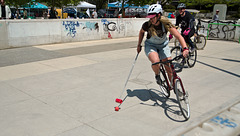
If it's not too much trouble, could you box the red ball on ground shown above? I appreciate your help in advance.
[115,106,120,111]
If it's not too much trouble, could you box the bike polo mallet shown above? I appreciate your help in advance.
[115,53,139,111]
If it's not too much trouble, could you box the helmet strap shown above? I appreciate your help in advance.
[181,11,185,16]
[155,13,161,25]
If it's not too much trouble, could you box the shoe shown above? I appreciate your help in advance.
[155,75,161,85]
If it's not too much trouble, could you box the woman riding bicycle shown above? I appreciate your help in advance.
[137,4,189,86]
[176,3,196,51]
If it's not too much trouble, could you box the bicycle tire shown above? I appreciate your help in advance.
[171,46,184,72]
[159,68,170,98]
[174,79,190,120]
[187,49,197,68]
[194,34,206,50]
[174,38,180,47]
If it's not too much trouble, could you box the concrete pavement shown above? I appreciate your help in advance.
[0,37,239,136]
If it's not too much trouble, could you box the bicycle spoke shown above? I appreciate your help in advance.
[195,35,206,50]
[187,50,197,68]
[171,46,184,72]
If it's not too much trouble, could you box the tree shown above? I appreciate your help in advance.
[36,0,82,18]
[178,0,240,11]
[119,0,172,17]
[87,0,116,10]
[37,0,82,8]
[7,0,31,9]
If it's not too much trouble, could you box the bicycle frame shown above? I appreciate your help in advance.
[154,55,190,120]
[156,56,187,96]
[170,61,186,96]
[159,64,171,90]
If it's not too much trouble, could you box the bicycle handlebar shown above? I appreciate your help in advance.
[152,55,183,66]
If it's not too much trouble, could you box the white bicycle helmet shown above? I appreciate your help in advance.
[146,4,163,18]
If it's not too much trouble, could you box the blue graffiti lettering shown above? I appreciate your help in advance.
[62,21,80,38]
[210,116,237,128]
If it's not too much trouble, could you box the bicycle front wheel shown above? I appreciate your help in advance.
[171,46,184,72]
[194,34,206,50]
[174,79,190,120]
[187,49,197,68]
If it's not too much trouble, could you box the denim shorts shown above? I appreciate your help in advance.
[144,39,171,60]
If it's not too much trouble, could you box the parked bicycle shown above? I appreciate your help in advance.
[153,55,190,120]
[194,18,207,50]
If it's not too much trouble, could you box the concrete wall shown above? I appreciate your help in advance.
[235,19,240,43]
[0,18,151,49]
[0,18,238,50]
[197,19,240,42]
[0,21,9,49]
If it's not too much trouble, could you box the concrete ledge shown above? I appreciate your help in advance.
[1,18,238,50]
[0,18,149,49]
[164,95,240,136]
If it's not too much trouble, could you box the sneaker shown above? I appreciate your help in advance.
[155,75,161,85]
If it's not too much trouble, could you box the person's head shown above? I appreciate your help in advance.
[146,4,163,25]
[216,9,219,14]
[177,3,186,16]
[0,0,5,6]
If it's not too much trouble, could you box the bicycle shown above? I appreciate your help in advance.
[174,19,207,50]
[194,18,207,50]
[152,55,190,120]
[171,39,197,72]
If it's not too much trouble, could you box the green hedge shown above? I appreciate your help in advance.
[164,9,176,12]
[199,10,210,13]
[163,5,176,12]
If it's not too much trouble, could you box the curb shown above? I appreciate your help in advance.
[164,95,240,136]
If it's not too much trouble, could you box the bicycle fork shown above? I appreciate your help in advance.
[170,63,187,96]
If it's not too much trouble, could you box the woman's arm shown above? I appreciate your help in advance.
[137,28,145,53]
[169,27,189,57]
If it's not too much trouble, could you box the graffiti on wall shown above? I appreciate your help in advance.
[63,21,99,38]
[63,21,80,38]
[82,22,99,32]
[197,19,237,41]
[101,19,125,39]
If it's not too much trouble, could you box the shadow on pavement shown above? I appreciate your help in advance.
[126,89,188,122]
[197,60,240,78]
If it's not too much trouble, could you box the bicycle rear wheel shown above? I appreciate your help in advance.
[174,79,190,120]
[171,46,184,72]
[194,34,206,50]
[187,49,197,68]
